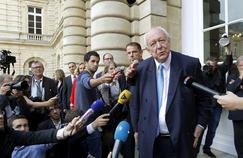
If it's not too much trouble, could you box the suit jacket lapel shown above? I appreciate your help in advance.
[166,52,182,112]
[148,59,158,113]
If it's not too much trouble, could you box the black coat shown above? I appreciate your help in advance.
[227,74,243,120]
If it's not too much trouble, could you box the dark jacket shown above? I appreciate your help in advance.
[130,51,211,158]
[227,73,243,120]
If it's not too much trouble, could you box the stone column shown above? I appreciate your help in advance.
[90,0,131,66]
[63,0,86,73]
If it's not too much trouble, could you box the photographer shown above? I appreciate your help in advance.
[0,74,57,125]
[10,75,57,116]
[197,44,232,157]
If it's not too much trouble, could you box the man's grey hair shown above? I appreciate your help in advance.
[144,26,171,48]
[237,55,243,66]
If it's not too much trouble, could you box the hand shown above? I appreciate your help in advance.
[63,116,83,137]
[214,91,242,110]
[125,66,136,78]
[107,152,112,158]
[47,96,58,106]
[224,43,232,55]
[91,113,110,129]
[0,83,10,95]
[100,73,114,84]
[193,126,203,148]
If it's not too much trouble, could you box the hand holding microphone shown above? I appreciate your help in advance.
[112,120,130,158]
[91,113,110,129]
[109,89,132,115]
[111,66,125,78]
[125,60,139,78]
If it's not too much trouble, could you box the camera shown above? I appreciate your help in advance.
[0,50,16,66]
[203,64,214,75]
[6,81,29,91]
[0,50,16,74]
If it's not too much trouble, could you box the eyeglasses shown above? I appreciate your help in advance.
[32,66,43,69]
[104,57,113,60]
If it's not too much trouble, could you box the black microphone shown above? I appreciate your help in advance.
[112,120,130,158]
[184,76,221,96]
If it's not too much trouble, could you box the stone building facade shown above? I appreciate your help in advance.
[0,0,181,76]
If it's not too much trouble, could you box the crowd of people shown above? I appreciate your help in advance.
[0,26,243,158]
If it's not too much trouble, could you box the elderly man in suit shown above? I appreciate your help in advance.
[129,27,211,158]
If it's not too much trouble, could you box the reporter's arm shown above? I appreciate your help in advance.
[23,96,57,108]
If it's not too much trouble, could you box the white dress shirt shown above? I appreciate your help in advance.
[154,52,171,134]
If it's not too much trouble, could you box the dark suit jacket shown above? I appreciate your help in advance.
[130,51,211,158]
[29,76,57,101]
[227,74,243,120]
[64,75,73,108]
[37,118,64,130]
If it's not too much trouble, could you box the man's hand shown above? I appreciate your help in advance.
[125,66,136,79]
[47,96,58,106]
[214,91,242,110]
[63,116,83,137]
[0,83,10,95]
[100,73,114,83]
[193,126,203,148]
[91,113,110,129]
[224,43,232,55]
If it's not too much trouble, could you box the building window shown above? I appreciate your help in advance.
[203,0,243,61]
[28,7,42,34]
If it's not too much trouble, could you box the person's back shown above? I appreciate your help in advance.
[12,144,53,158]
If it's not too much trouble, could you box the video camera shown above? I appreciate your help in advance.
[0,50,16,74]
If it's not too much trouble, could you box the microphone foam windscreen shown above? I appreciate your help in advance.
[117,89,132,104]
[114,121,130,142]
[91,99,105,112]
[184,77,194,87]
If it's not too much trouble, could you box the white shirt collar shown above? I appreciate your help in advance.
[154,52,171,70]
[34,77,43,82]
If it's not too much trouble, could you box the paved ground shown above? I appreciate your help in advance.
[131,148,237,158]
[198,148,237,158]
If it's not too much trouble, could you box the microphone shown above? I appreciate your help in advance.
[184,76,221,96]
[109,89,132,115]
[130,60,139,69]
[219,33,230,47]
[112,66,125,77]
[79,99,105,124]
[112,120,130,158]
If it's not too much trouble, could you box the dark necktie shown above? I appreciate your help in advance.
[36,80,42,98]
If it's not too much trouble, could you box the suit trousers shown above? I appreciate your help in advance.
[153,135,176,158]
[233,120,243,158]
